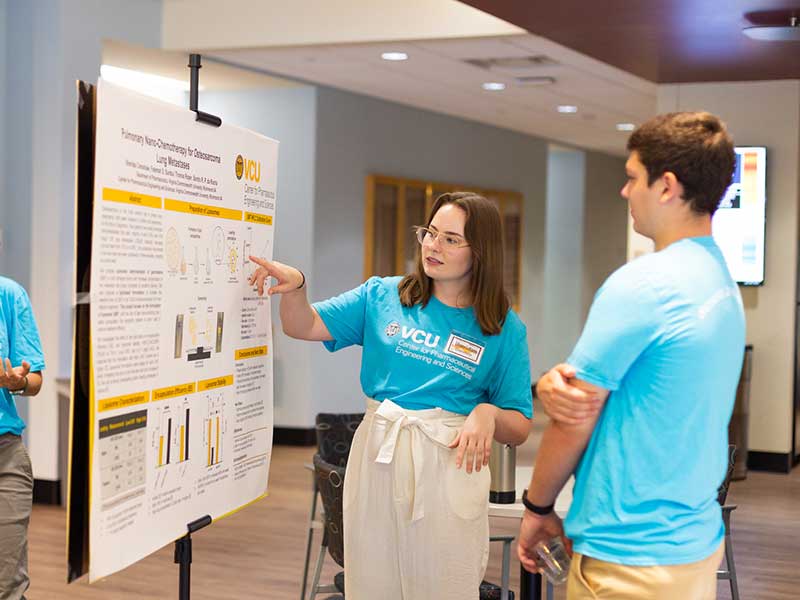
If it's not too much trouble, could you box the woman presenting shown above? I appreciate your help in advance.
[250,192,533,600]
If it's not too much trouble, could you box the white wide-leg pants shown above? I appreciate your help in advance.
[343,399,490,600]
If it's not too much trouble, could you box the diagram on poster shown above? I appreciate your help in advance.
[173,305,224,362]
[88,79,278,582]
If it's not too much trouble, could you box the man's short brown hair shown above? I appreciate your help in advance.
[627,112,736,216]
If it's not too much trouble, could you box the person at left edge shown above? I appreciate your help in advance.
[249,192,533,599]
[0,276,45,600]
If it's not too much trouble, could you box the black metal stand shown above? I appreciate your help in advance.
[188,54,222,127]
[172,53,218,600]
[520,565,544,600]
[175,515,212,600]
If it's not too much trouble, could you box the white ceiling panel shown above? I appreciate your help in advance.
[210,34,658,156]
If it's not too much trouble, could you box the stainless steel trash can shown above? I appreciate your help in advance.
[489,440,516,504]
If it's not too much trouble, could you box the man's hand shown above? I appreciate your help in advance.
[0,359,30,392]
[449,403,497,474]
[537,364,602,425]
[517,510,570,573]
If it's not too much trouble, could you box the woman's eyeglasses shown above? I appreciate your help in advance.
[414,226,469,249]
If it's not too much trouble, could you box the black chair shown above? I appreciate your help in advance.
[302,414,365,599]
[308,453,347,600]
[315,413,365,467]
[716,445,740,600]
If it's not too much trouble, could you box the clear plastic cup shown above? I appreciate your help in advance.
[534,537,571,586]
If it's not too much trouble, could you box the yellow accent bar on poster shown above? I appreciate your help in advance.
[244,211,273,225]
[235,346,268,360]
[153,382,196,401]
[98,391,150,413]
[207,420,212,466]
[158,436,164,467]
[179,426,185,462]
[197,375,234,392]
[102,187,162,209]
[164,198,242,221]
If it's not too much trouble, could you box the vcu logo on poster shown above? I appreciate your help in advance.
[235,154,261,183]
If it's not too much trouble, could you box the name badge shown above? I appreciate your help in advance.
[444,334,484,365]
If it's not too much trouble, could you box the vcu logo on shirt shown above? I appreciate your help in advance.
[385,321,401,337]
[401,326,440,348]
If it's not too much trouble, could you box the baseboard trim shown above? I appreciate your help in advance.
[33,478,61,505]
[273,427,316,446]
[747,451,792,474]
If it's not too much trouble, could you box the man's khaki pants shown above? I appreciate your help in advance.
[567,543,725,600]
[0,434,33,600]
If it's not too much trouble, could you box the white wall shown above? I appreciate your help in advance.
[200,86,319,428]
[161,0,522,50]
[3,0,162,481]
[582,151,627,314]
[658,81,800,455]
[541,148,627,371]
[542,148,585,369]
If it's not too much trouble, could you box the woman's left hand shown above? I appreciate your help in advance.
[449,403,497,474]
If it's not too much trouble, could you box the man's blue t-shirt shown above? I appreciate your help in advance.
[564,237,745,566]
[0,277,45,435]
[313,276,533,418]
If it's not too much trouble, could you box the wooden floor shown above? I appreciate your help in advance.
[28,439,800,599]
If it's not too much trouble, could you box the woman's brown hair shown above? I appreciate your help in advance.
[398,192,509,335]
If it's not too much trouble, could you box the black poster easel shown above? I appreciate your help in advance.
[172,54,221,600]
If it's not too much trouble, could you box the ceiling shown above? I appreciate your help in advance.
[111,1,800,156]
[210,34,657,156]
[103,41,298,91]
[460,0,800,83]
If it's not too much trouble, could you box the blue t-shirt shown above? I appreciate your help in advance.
[564,237,745,566]
[313,276,533,418]
[0,277,45,436]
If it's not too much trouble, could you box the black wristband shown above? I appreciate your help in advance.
[522,489,555,516]
[296,270,306,290]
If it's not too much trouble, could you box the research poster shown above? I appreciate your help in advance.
[88,79,278,581]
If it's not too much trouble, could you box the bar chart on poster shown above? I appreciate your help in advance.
[84,79,279,582]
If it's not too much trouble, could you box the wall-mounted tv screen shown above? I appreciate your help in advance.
[711,146,767,286]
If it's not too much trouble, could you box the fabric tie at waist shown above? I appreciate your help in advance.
[371,399,462,522]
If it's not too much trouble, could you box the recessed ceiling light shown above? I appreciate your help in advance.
[482,82,506,91]
[616,123,636,131]
[743,16,800,41]
[381,52,408,61]
[557,105,578,114]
